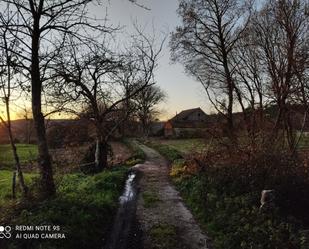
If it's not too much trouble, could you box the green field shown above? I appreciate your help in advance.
[158,139,207,154]
[0,144,38,167]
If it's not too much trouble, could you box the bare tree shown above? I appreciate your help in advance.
[0,13,28,197]
[52,30,164,171]
[229,21,269,150]
[0,0,115,197]
[128,0,151,10]
[170,0,252,143]
[250,0,309,152]
[133,85,166,137]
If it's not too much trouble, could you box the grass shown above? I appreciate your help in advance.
[143,191,161,208]
[146,141,183,162]
[173,173,303,249]
[146,138,209,162]
[0,139,142,249]
[122,138,146,166]
[0,144,38,168]
[158,139,207,154]
[149,223,178,249]
[1,166,128,249]
[0,170,36,204]
[298,135,309,149]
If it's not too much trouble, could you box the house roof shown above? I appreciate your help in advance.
[170,107,206,121]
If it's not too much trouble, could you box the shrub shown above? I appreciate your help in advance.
[47,122,90,149]
[47,124,67,148]
[201,149,309,224]
[169,144,309,249]
[174,173,302,249]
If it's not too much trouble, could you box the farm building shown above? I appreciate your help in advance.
[164,108,209,138]
[171,107,208,122]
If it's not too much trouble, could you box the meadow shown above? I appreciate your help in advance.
[156,138,207,154]
[0,144,38,204]
[0,144,38,168]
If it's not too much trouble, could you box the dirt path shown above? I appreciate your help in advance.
[134,144,210,249]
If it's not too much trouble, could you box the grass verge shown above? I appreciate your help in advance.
[0,166,128,249]
[122,138,146,166]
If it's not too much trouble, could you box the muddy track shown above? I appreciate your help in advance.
[134,144,210,249]
[104,170,142,249]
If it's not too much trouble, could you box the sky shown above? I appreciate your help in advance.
[0,0,211,121]
[100,0,211,119]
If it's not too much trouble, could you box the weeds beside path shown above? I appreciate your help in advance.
[146,139,307,249]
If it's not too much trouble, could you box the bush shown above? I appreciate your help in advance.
[47,124,67,148]
[168,144,309,249]
[174,174,301,249]
[201,149,309,223]
[47,122,90,149]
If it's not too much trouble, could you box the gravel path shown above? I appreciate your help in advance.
[133,144,210,249]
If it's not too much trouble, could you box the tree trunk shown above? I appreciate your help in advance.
[10,140,28,196]
[95,138,108,171]
[284,108,296,153]
[218,17,235,144]
[12,171,16,199]
[31,18,55,198]
[27,119,33,144]
[5,99,28,197]
[141,117,148,137]
[32,100,55,197]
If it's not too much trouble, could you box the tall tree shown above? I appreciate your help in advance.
[52,30,163,170]
[133,85,166,137]
[170,0,251,142]
[250,0,309,151]
[0,0,113,197]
